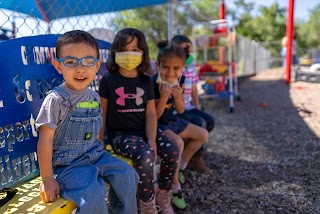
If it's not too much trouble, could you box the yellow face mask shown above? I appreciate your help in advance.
[115,51,142,70]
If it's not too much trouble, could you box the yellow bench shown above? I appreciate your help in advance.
[0,145,133,214]
[0,177,77,214]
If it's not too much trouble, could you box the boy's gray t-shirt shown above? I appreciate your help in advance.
[35,84,100,130]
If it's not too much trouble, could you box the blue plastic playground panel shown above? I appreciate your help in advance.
[0,35,110,188]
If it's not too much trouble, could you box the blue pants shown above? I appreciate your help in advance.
[54,150,139,214]
[179,108,215,132]
[50,87,139,214]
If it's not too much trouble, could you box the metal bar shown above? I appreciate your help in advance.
[168,0,174,41]
[219,0,226,64]
[227,25,234,109]
[285,0,295,84]
[232,27,239,98]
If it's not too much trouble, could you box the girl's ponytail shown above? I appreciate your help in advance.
[157,40,169,49]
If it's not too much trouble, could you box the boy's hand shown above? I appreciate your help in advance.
[171,85,183,99]
[159,83,172,100]
[39,178,60,203]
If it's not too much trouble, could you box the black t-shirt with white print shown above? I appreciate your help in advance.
[99,71,155,137]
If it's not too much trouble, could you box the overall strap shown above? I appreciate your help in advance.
[48,86,73,109]
[47,87,74,128]
[50,87,70,101]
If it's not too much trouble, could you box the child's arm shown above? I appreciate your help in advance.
[99,97,108,143]
[191,67,200,109]
[37,126,60,203]
[145,99,157,159]
[172,85,185,114]
[191,85,200,109]
[155,83,172,118]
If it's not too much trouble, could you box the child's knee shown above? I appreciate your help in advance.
[126,168,139,189]
[200,128,209,143]
[114,165,138,191]
[124,163,139,180]
[135,149,154,168]
[174,137,184,153]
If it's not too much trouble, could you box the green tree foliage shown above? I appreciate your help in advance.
[231,0,320,57]
[296,4,320,50]
[108,0,219,59]
[108,0,319,60]
[230,1,286,56]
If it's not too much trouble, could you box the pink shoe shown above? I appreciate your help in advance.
[139,197,158,214]
[156,189,175,214]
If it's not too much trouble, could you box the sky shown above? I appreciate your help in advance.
[228,0,319,21]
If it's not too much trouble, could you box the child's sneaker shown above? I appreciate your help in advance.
[139,197,158,214]
[156,189,174,214]
[178,170,185,184]
[172,190,186,210]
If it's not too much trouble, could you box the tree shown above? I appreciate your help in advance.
[229,0,287,56]
[230,0,287,42]
[231,0,320,58]
[296,4,320,50]
[108,0,219,59]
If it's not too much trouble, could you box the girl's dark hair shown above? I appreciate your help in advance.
[56,30,99,58]
[171,35,193,53]
[156,40,189,65]
[106,28,150,74]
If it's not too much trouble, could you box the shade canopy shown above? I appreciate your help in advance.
[1,0,176,22]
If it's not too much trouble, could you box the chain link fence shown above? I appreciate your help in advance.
[237,36,273,76]
[1,0,274,76]
[0,6,118,42]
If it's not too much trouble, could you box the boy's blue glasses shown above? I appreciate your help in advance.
[56,56,99,67]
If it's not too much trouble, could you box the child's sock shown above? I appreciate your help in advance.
[171,183,181,191]
[180,159,187,170]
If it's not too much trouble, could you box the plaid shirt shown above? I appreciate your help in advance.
[183,62,199,110]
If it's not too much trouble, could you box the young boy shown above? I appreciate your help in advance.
[35,30,138,214]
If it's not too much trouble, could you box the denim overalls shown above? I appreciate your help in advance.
[50,87,138,214]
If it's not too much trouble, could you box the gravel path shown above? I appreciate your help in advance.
[177,68,320,214]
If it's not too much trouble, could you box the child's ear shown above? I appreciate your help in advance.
[95,59,103,73]
[51,59,63,74]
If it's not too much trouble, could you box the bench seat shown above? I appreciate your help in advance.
[0,177,77,214]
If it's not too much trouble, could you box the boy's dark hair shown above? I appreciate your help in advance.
[171,35,193,53]
[106,28,150,74]
[171,35,192,45]
[56,30,99,58]
[156,40,189,65]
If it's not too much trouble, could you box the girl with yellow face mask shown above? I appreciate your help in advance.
[99,28,180,214]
